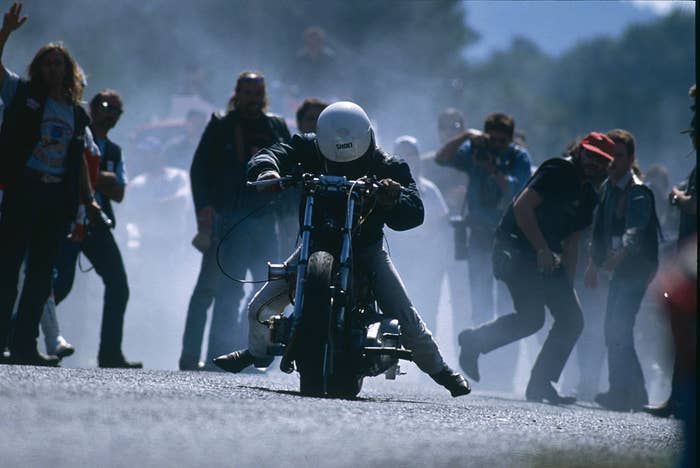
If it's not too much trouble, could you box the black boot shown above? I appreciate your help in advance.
[10,347,60,367]
[526,381,576,405]
[430,366,471,397]
[458,329,481,382]
[179,359,204,371]
[98,352,143,369]
[213,349,255,374]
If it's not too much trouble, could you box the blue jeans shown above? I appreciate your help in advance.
[247,241,448,375]
[179,209,279,367]
[603,262,656,405]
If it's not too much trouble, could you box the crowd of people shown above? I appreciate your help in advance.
[0,0,695,420]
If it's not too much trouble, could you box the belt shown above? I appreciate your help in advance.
[24,168,64,184]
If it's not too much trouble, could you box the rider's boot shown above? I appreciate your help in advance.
[213,349,255,374]
[430,366,471,397]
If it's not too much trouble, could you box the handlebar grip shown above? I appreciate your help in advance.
[246,176,293,188]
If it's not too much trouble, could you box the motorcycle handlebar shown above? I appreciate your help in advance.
[246,173,381,195]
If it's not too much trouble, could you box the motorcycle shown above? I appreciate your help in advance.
[247,173,414,397]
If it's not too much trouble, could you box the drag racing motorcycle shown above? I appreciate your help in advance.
[247,173,414,397]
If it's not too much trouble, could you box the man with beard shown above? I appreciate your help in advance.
[458,132,613,403]
[179,71,290,371]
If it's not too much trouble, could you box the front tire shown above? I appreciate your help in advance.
[296,251,334,396]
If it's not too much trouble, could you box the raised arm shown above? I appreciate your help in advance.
[434,129,482,165]
[0,2,28,87]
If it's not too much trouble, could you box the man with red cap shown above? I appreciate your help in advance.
[458,132,613,404]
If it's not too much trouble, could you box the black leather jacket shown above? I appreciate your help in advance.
[247,133,424,248]
[190,109,290,213]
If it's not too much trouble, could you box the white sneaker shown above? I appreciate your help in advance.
[52,336,75,359]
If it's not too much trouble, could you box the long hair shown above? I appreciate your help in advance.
[27,42,84,104]
[226,71,267,112]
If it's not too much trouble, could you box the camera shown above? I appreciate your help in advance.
[449,214,469,260]
[474,146,497,164]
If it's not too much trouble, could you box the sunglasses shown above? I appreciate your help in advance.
[99,101,123,116]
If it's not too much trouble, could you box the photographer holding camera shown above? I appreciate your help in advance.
[435,113,531,391]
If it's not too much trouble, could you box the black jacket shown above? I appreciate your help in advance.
[190,109,290,212]
[0,78,89,222]
[496,157,598,256]
[246,133,424,248]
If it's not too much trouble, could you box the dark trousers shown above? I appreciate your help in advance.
[477,256,584,387]
[180,210,278,367]
[467,226,517,392]
[603,263,655,406]
[0,179,65,352]
[468,226,511,325]
[54,226,129,357]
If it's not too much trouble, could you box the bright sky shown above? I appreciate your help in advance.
[464,0,695,61]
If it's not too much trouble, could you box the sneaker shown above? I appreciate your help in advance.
[51,337,75,359]
[526,381,576,405]
[430,366,471,397]
[10,348,60,367]
[458,329,481,382]
[213,349,255,374]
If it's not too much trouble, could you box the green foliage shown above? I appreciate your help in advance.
[462,10,695,175]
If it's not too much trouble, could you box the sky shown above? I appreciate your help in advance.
[463,0,695,60]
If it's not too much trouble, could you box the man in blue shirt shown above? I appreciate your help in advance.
[435,112,531,392]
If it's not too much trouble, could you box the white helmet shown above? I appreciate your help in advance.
[316,101,373,163]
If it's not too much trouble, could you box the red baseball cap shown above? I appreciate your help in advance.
[580,132,615,160]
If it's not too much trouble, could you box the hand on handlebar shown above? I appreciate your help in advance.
[256,170,282,193]
[377,178,401,208]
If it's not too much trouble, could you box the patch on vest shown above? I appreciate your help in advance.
[26,98,40,111]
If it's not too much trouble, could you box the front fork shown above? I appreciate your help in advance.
[278,191,356,388]
[279,194,314,374]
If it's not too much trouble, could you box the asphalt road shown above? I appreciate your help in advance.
[0,365,684,468]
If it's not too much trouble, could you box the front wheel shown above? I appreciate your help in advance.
[296,251,334,396]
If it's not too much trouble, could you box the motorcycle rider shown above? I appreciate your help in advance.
[214,101,470,397]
